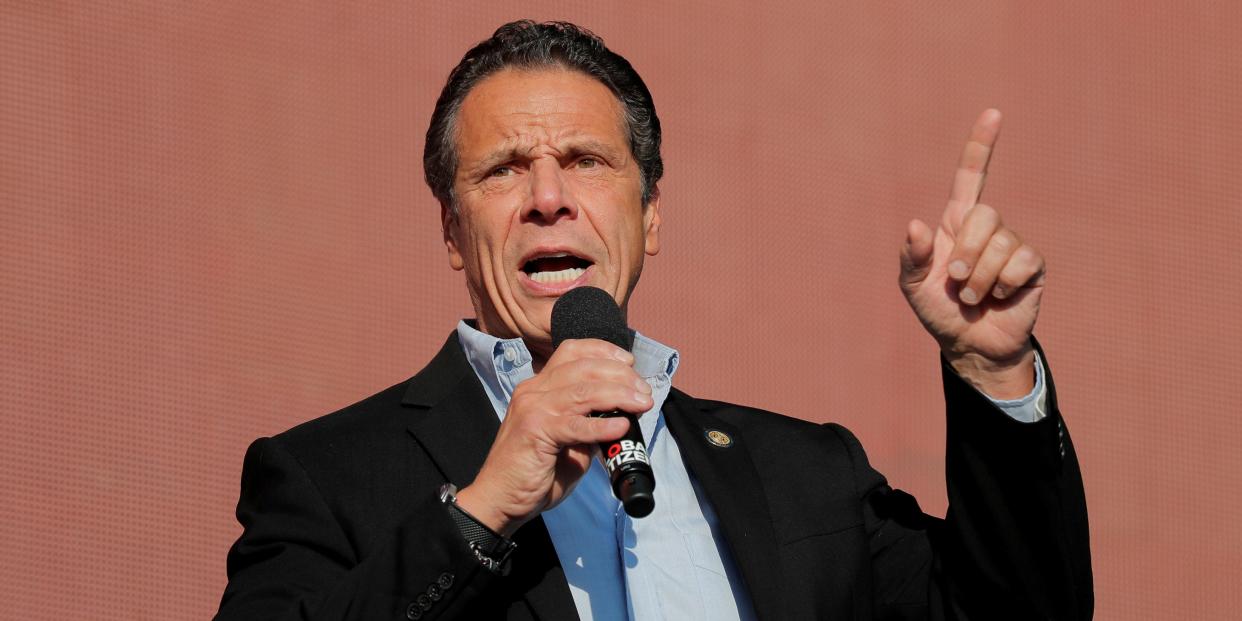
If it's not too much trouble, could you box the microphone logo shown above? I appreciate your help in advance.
[604,438,651,472]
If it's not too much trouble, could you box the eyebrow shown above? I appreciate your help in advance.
[468,146,527,176]
[562,139,624,161]
[467,138,626,177]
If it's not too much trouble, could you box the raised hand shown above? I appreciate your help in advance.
[899,109,1045,399]
[455,338,653,536]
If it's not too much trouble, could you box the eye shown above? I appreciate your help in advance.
[575,157,600,169]
[489,166,514,178]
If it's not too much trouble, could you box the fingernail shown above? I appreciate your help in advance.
[614,350,634,363]
[634,391,652,404]
[960,287,978,304]
[635,378,652,393]
[949,261,969,280]
[992,285,1007,299]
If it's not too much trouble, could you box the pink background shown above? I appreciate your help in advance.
[3,2,1239,618]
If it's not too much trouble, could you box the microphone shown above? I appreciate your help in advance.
[551,286,656,518]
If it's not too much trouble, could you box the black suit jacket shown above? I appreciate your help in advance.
[216,333,1092,620]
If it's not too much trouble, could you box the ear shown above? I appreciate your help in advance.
[643,186,662,257]
[441,203,465,271]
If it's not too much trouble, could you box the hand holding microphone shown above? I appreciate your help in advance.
[550,286,656,518]
[454,287,656,538]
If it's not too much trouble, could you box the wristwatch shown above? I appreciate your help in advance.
[438,482,517,573]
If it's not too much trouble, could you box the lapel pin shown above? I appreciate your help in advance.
[704,429,733,448]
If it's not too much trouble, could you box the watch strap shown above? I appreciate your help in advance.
[439,483,516,573]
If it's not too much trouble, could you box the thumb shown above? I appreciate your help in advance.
[547,414,631,448]
[899,219,935,289]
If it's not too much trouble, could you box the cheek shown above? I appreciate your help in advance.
[606,213,648,259]
[460,216,515,275]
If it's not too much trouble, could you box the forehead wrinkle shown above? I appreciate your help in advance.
[470,128,628,175]
[455,68,633,177]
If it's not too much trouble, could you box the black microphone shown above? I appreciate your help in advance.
[551,286,656,518]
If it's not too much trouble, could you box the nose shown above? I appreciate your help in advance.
[522,157,577,224]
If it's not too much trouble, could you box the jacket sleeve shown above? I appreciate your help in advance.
[215,437,499,621]
[830,342,1093,620]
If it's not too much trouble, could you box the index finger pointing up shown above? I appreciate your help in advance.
[944,109,1002,234]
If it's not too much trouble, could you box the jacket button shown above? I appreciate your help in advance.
[406,602,423,620]
[416,594,433,610]
[427,584,443,601]
[437,572,454,589]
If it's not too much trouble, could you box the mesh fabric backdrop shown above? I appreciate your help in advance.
[3,2,1239,619]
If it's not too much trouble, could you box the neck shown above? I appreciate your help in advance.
[528,342,552,372]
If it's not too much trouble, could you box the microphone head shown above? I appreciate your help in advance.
[551,286,633,352]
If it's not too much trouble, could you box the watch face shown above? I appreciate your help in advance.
[438,482,458,503]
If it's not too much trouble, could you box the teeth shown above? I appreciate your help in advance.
[529,267,585,284]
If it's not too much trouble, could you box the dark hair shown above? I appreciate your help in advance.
[423,20,663,211]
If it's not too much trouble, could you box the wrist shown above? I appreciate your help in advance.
[943,345,1036,400]
[455,482,521,538]
[440,483,518,574]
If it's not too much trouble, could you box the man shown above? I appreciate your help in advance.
[217,21,1091,620]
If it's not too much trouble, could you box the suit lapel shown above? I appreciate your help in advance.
[402,333,578,620]
[402,335,499,486]
[662,389,786,621]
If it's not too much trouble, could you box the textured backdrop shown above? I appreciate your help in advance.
[3,2,1239,619]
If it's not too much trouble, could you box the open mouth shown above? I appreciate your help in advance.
[521,252,593,284]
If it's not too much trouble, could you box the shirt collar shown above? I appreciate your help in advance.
[455,318,679,400]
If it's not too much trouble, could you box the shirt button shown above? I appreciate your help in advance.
[438,572,454,589]
[503,348,517,362]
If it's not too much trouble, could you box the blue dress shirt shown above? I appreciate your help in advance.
[454,320,1045,620]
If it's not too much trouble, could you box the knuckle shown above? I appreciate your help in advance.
[564,338,602,356]
[987,231,1015,254]
[557,339,585,357]
[612,383,635,402]
[958,236,985,253]
[564,415,587,434]
[561,338,618,361]
[582,338,612,354]
[625,367,644,384]
[584,359,624,382]
[1014,244,1041,265]
[508,392,530,413]
[570,381,591,404]
[974,203,999,221]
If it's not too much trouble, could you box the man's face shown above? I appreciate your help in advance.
[443,68,661,357]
